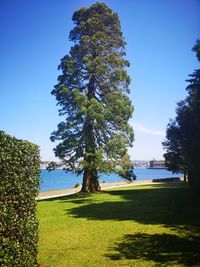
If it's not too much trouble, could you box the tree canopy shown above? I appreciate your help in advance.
[163,39,200,193]
[50,3,134,192]
[162,118,188,181]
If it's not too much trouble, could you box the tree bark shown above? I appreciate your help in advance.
[80,74,102,193]
[81,168,101,193]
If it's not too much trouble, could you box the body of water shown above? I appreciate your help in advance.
[40,168,181,192]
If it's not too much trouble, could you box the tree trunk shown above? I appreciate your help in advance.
[183,171,187,182]
[80,74,101,193]
[81,168,101,193]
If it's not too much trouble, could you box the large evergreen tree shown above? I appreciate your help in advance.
[50,3,134,192]
[163,39,200,193]
[184,40,200,192]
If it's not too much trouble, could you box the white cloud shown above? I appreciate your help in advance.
[131,122,165,137]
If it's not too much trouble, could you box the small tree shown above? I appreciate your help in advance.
[162,119,188,181]
[50,3,134,192]
[118,165,136,182]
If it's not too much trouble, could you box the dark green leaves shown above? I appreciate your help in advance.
[51,3,134,179]
[0,131,40,267]
[163,40,200,193]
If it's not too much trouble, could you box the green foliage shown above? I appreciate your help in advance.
[0,131,40,267]
[117,155,136,181]
[50,2,134,190]
[162,119,188,179]
[163,40,200,193]
[118,165,136,181]
[192,39,200,61]
[184,69,200,192]
[74,183,80,188]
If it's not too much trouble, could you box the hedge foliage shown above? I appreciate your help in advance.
[0,131,40,267]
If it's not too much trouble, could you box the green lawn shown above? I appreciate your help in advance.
[37,183,200,267]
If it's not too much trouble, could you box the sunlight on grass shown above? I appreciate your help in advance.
[37,184,200,267]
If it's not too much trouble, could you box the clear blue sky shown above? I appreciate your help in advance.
[1,0,199,161]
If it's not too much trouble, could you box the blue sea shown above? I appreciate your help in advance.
[40,168,181,192]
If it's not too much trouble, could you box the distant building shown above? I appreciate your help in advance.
[133,160,149,168]
[148,160,166,169]
[40,161,50,169]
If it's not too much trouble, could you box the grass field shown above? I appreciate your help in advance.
[37,183,200,267]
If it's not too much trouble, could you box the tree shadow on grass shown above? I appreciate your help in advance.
[66,184,200,266]
[68,185,200,228]
[59,193,94,205]
[106,233,200,266]
[39,192,92,205]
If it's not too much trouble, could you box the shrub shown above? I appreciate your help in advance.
[74,183,80,188]
[152,177,181,183]
[0,131,40,267]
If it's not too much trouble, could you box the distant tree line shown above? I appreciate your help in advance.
[163,40,200,194]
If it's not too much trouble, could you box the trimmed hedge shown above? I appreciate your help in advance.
[0,131,40,267]
[152,177,181,183]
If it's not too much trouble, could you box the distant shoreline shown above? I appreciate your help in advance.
[37,178,183,201]
[146,167,167,170]
[37,180,153,200]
